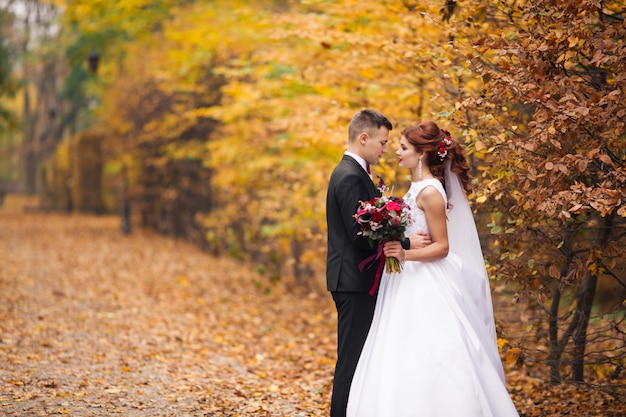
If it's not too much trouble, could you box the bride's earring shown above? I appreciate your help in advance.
[418,157,423,179]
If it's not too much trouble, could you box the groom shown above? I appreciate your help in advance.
[326,109,428,417]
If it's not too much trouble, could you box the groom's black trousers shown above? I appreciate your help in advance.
[330,291,377,417]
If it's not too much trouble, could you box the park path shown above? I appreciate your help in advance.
[3,197,624,417]
[0,200,335,416]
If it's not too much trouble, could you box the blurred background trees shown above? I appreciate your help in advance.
[0,0,624,391]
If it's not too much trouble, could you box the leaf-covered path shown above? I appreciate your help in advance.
[1,208,335,416]
[1,203,623,416]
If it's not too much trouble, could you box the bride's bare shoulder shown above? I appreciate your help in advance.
[416,185,445,210]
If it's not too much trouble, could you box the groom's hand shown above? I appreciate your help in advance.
[406,231,431,249]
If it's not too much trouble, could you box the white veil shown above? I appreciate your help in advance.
[444,161,497,341]
[444,162,487,275]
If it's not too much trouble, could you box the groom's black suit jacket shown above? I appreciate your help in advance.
[326,155,380,292]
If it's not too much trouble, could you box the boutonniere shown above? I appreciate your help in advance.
[376,176,388,194]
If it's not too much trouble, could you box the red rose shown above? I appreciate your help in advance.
[371,210,383,223]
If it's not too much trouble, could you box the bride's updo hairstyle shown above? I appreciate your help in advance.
[401,121,472,194]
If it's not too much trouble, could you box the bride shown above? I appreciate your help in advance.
[346,121,519,416]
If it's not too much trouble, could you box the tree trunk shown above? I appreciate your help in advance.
[572,271,598,381]
[22,79,37,193]
[291,238,313,292]
[571,214,613,381]
[548,282,562,384]
[548,225,576,383]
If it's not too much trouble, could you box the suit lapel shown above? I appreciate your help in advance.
[343,155,378,197]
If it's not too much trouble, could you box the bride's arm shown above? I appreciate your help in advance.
[383,187,449,262]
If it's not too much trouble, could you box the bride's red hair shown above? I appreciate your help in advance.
[401,121,472,195]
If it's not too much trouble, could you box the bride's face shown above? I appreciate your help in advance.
[396,136,420,169]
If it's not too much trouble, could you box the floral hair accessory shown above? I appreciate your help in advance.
[437,137,453,161]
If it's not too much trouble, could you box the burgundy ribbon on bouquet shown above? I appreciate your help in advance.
[358,242,386,296]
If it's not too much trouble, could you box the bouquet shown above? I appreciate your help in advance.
[355,178,412,294]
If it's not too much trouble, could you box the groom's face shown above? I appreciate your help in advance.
[362,126,390,165]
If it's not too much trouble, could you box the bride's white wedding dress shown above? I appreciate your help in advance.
[347,175,519,417]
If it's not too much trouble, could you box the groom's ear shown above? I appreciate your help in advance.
[359,132,369,145]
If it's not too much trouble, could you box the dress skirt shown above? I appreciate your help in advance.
[346,253,519,417]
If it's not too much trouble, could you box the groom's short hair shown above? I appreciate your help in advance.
[348,109,393,143]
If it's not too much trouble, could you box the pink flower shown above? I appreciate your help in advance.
[385,201,403,212]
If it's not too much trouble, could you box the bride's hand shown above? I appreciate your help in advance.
[383,241,405,260]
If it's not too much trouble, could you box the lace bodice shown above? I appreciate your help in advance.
[403,179,447,237]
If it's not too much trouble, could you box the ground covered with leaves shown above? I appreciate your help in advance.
[1,198,623,416]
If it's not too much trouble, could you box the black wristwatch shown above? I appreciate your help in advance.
[401,237,410,250]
